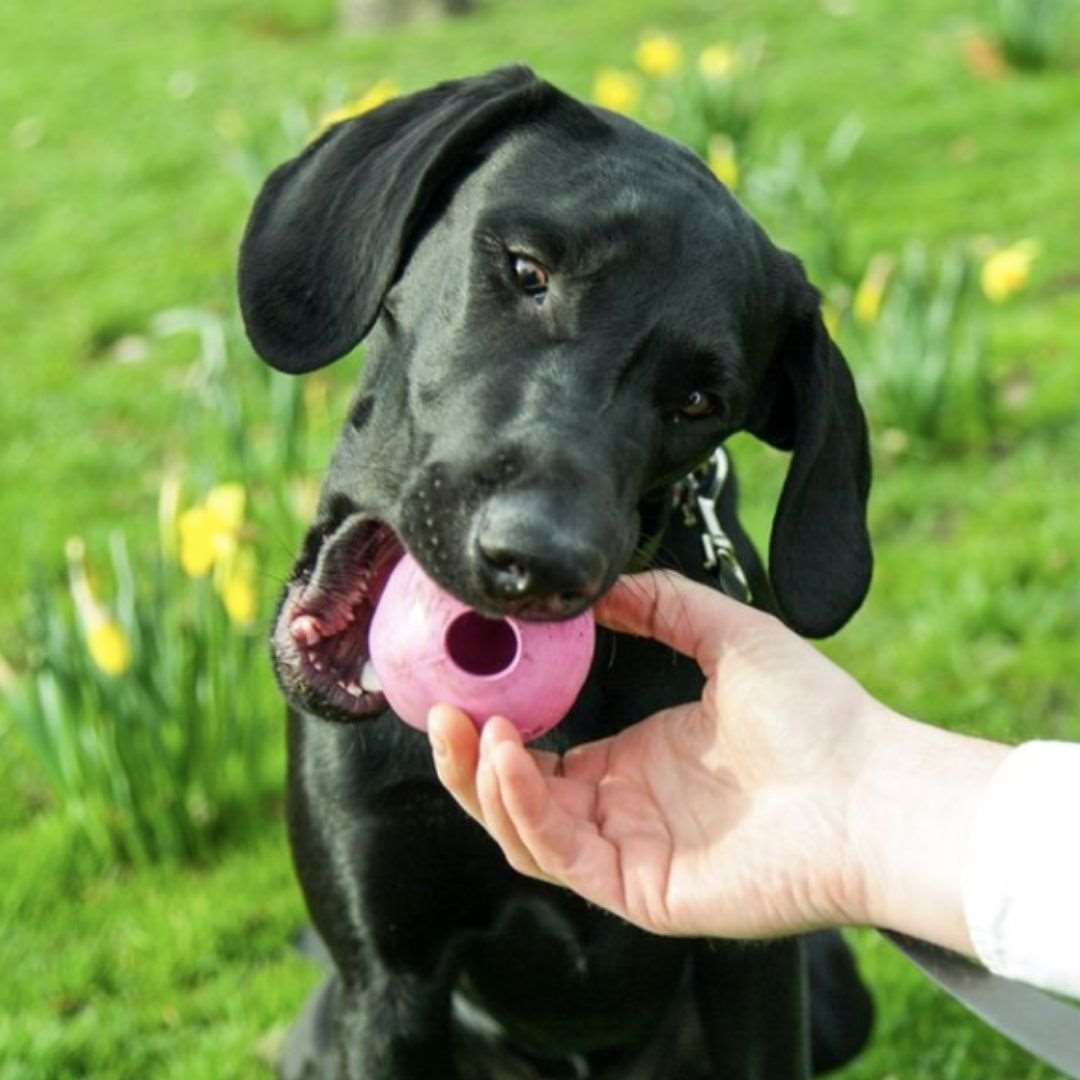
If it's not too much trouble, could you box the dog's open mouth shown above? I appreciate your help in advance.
[275,515,404,719]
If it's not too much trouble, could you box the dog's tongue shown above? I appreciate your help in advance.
[368,554,595,741]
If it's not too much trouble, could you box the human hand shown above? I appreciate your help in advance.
[430,571,1008,951]
[429,571,881,938]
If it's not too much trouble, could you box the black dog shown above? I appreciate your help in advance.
[239,66,874,1080]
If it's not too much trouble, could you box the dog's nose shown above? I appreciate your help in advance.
[474,494,608,612]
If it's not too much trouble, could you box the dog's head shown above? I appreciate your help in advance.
[239,66,871,721]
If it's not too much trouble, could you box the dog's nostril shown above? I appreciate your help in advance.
[478,543,533,596]
[502,563,529,592]
[475,534,607,610]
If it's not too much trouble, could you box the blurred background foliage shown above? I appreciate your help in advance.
[1,0,1078,1075]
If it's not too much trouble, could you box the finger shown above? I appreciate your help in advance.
[475,718,554,882]
[489,733,627,918]
[596,570,762,669]
[428,704,483,822]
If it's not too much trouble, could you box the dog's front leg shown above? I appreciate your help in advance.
[280,967,462,1080]
[336,969,462,1080]
[692,937,811,1079]
[281,711,466,1080]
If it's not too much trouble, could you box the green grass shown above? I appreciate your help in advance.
[0,825,311,1079]
[2,0,1079,1075]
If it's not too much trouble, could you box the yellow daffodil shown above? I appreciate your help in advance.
[87,621,133,677]
[205,484,245,532]
[707,133,738,189]
[217,547,258,628]
[314,78,400,137]
[699,43,737,80]
[176,485,259,623]
[592,68,642,114]
[178,505,217,577]
[635,33,683,78]
[66,537,132,677]
[178,484,246,579]
[981,239,1040,303]
[853,254,895,324]
[821,302,841,340]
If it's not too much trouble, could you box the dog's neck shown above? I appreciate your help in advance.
[631,449,753,603]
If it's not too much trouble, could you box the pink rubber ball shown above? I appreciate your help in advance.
[368,553,595,741]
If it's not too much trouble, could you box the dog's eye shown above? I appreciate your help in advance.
[677,390,720,420]
[510,254,549,301]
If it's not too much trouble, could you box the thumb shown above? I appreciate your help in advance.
[595,571,760,669]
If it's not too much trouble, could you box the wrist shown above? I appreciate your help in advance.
[843,706,1011,955]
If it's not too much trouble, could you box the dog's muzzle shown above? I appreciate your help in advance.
[271,516,404,720]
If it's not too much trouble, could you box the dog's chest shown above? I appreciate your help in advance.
[452,887,692,1064]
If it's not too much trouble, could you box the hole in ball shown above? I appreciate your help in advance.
[445,611,520,677]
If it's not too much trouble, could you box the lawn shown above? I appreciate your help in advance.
[1,0,1078,1076]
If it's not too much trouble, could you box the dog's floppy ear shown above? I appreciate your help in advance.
[238,66,553,373]
[746,282,872,639]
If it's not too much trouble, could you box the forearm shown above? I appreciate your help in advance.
[845,704,1011,957]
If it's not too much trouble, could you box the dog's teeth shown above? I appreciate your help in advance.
[292,615,323,646]
[308,650,324,672]
[342,680,362,698]
[360,660,382,694]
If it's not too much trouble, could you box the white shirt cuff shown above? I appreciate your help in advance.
[964,740,1080,1000]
